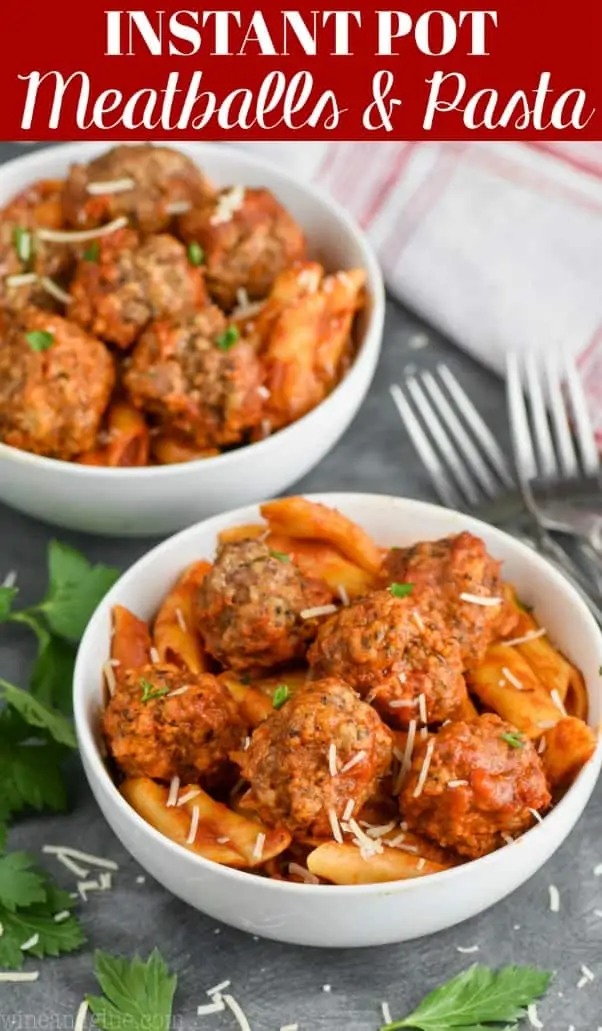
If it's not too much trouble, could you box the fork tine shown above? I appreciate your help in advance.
[436,364,514,488]
[389,384,462,509]
[524,353,558,478]
[544,355,579,478]
[506,353,538,483]
[562,354,600,477]
[420,369,499,498]
[404,376,482,507]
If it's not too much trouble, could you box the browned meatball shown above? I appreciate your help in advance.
[383,532,518,668]
[308,589,466,727]
[0,179,73,314]
[197,538,334,672]
[0,308,115,460]
[400,714,551,859]
[179,187,307,310]
[102,664,245,783]
[240,679,393,835]
[124,309,263,448]
[63,145,215,234]
[69,229,208,350]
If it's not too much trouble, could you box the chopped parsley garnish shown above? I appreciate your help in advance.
[187,241,205,266]
[140,679,169,704]
[272,684,290,709]
[389,582,413,598]
[83,241,100,262]
[216,326,240,351]
[380,963,552,1030]
[269,550,290,563]
[500,731,525,749]
[87,949,177,1031]
[13,226,32,264]
[25,330,54,352]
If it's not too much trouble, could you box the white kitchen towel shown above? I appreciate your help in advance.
[236,140,602,441]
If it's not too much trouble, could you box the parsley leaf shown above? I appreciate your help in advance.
[140,679,169,704]
[83,242,100,262]
[0,678,76,748]
[272,684,290,709]
[216,326,240,351]
[0,585,18,620]
[269,550,290,563]
[381,964,552,1030]
[87,948,178,1031]
[0,736,68,818]
[500,732,525,749]
[187,241,205,266]
[0,853,47,912]
[389,582,413,599]
[0,873,84,970]
[30,633,77,715]
[35,540,119,643]
[25,330,54,352]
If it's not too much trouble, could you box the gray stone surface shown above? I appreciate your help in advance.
[1,143,601,1028]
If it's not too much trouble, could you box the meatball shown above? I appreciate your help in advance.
[69,229,208,349]
[308,589,466,727]
[197,538,334,672]
[0,179,73,314]
[240,679,393,835]
[383,532,518,668]
[124,309,263,448]
[400,714,551,859]
[62,144,215,234]
[179,187,307,310]
[102,664,246,782]
[0,308,115,459]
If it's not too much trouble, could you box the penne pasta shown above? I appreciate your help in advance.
[105,401,150,467]
[120,777,291,868]
[542,718,598,788]
[467,643,561,738]
[153,561,211,673]
[218,524,266,544]
[503,598,578,705]
[111,605,152,670]
[251,668,311,701]
[260,497,382,575]
[152,433,220,465]
[306,842,449,885]
[218,672,274,726]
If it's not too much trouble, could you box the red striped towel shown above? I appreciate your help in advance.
[240,140,602,443]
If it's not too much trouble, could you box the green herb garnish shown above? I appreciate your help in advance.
[389,582,413,598]
[216,326,240,351]
[87,949,177,1031]
[272,684,290,709]
[25,330,54,352]
[598,664,602,676]
[269,550,290,563]
[13,226,32,264]
[140,679,169,704]
[187,241,205,266]
[500,731,525,749]
[83,241,100,262]
[380,963,552,1030]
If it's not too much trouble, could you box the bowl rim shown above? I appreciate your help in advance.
[0,141,385,479]
[74,491,602,896]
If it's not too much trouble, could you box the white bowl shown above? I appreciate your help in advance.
[0,144,384,537]
[74,493,602,948]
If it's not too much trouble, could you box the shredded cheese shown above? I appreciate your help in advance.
[342,799,355,822]
[186,805,200,844]
[337,584,350,606]
[328,808,343,844]
[53,910,70,923]
[42,846,118,871]
[538,737,547,755]
[47,853,89,879]
[365,821,397,839]
[207,980,231,996]
[300,604,338,619]
[211,186,245,225]
[20,934,40,950]
[87,178,136,195]
[417,693,428,724]
[580,964,595,981]
[504,628,547,647]
[39,276,72,305]
[456,945,479,954]
[389,698,414,709]
[1,569,17,588]
[412,739,435,798]
[502,833,515,845]
[288,863,319,885]
[167,685,190,698]
[257,385,271,400]
[197,1000,226,1016]
[297,267,321,292]
[346,818,384,856]
[381,1003,392,1025]
[252,832,266,861]
[501,667,524,690]
[394,719,417,793]
[528,1002,544,1026]
[447,780,469,788]
[416,857,426,871]
[412,610,426,633]
[387,833,407,848]
[223,994,252,1031]
[328,743,338,777]
[594,863,602,876]
[37,216,129,243]
[529,808,544,824]
[551,689,567,716]
[279,1025,299,1031]
[5,272,38,287]
[459,592,503,606]
[177,788,202,806]
[340,750,366,775]
[165,200,192,216]
[0,972,40,982]
[549,885,560,912]
[175,608,187,633]
[74,1000,89,1031]
[102,660,117,697]
[166,777,180,807]
[149,646,160,663]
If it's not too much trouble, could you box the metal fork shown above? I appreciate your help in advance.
[390,365,602,624]
[506,352,602,562]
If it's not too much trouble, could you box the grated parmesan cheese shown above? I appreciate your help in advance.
[337,584,350,606]
[37,216,128,243]
[456,945,479,954]
[504,628,547,647]
[459,592,503,606]
[412,739,435,798]
[447,780,468,788]
[102,660,117,697]
[166,777,180,807]
[223,994,252,1031]
[300,604,338,619]
[594,863,602,876]
[328,808,343,844]
[297,267,321,292]
[197,1000,226,1016]
[42,846,118,871]
[165,200,192,216]
[280,1026,299,1031]
[346,818,384,856]
[211,186,245,226]
[177,788,202,806]
[252,833,266,861]
[538,737,547,755]
[207,980,231,996]
[501,667,523,690]
[549,885,560,912]
[74,1000,89,1031]
[186,805,200,844]
[149,646,160,663]
[417,693,427,724]
[288,863,319,885]
[53,910,70,923]
[87,177,136,195]
[342,799,355,822]
[580,964,595,981]
[412,610,425,633]
[0,972,40,982]
[322,985,331,992]
[365,821,397,839]
[328,743,338,777]
[416,857,426,871]
[551,689,567,716]
[529,808,544,824]
[527,1004,543,1028]
[1,569,17,588]
[39,276,72,305]
[389,698,414,709]
[394,719,417,793]
[175,607,187,633]
[167,685,190,698]
[257,385,271,400]
[20,934,40,951]
[381,1003,392,1025]
[340,750,366,775]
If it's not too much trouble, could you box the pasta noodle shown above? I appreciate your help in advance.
[111,605,151,669]
[153,561,211,673]
[260,497,382,575]
[467,644,562,738]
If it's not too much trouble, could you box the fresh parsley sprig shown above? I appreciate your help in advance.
[87,949,178,1031]
[380,963,553,1030]
[0,853,84,969]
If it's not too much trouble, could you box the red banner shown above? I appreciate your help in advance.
[0,1,601,140]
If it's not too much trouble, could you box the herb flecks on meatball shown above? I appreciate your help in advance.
[383,532,518,668]
[69,229,208,349]
[399,714,551,859]
[102,664,246,783]
[240,678,393,836]
[197,538,334,672]
[124,308,264,448]
[308,588,467,727]
[0,308,115,460]
[63,144,216,234]
[179,186,307,310]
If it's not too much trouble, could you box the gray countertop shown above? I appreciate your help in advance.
[1,143,601,1029]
